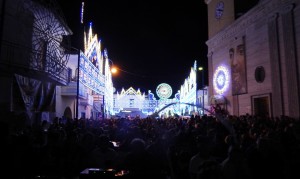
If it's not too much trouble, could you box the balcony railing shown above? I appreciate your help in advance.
[0,40,69,85]
[60,81,87,99]
[80,94,94,106]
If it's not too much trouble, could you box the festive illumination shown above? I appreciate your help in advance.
[80,2,84,24]
[178,61,197,115]
[79,52,105,95]
[156,83,172,99]
[84,23,103,74]
[120,87,144,97]
[213,65,230,94]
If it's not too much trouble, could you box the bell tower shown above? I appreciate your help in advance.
[205,0,235,38]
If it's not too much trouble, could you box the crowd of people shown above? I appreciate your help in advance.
[0,112,299,179]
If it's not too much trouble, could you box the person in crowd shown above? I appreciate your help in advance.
[1,112,299,179]
[88,134,117,169]
[221,145,252,179]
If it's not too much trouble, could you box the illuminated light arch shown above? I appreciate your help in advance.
[213,65,230,94]
[156,83,172,99]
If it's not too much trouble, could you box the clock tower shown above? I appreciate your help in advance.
[205,0,235,38]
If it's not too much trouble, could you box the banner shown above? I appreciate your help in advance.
[14,74,56,112]
[230,37,247,95]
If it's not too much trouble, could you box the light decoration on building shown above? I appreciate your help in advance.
[156,83,172,99]
[213,65,230,94]
[79,52,105,95]
[119,87,144,97]
[80,2,84,24]
[84,23,103,74]
[178,61,197,115]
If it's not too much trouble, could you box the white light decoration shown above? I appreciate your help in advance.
[80,2,84,24]
[156,83,172,99]
[213,66,230,94]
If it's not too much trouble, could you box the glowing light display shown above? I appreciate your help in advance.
[79,52,105,95]
[80,2,84,24]
[213,66,230,94]
[156,83,172,99]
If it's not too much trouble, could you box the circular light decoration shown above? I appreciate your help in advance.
[213,66,230,94]
[156,83,172,99]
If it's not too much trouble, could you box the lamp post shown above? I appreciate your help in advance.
[198,66,205,115]
[73,48,82,119]
[102,94,105,119]
[76,51,80,119]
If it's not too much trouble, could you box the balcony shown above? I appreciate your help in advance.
[80,94,94,106]
[61,81,87,99]
[0,40,70,85]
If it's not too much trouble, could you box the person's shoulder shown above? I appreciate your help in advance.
[106,147,117,153]
[190,153,202,162]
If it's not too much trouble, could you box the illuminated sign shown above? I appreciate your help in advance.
[156,83,172,99]
[213,66,230,94]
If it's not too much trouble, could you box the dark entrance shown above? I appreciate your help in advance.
[63,107,72,119]
[252,94,271,117]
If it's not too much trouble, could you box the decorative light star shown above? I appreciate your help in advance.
[213,66,230,94]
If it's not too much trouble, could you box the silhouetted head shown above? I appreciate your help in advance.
[130,138,146,153]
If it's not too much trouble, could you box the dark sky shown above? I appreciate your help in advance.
[57,0,208,94]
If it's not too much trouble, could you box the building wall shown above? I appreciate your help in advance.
[55,86,76,119]
[197,87,209,114]
[0,0,72,123]
[206,0,235,38]
[206,0,300,118]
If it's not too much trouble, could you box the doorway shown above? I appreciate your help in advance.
[63,107,72,119]
[252,94,272,117]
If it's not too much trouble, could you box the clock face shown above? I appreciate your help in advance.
[215,1,224,19]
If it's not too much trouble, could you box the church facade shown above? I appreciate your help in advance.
[205,0,300,118]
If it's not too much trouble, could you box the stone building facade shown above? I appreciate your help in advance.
[205,0,300,118]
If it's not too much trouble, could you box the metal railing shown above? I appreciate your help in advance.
[0,40,69,85]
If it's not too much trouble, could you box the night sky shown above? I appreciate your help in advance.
[57,0,208,95]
